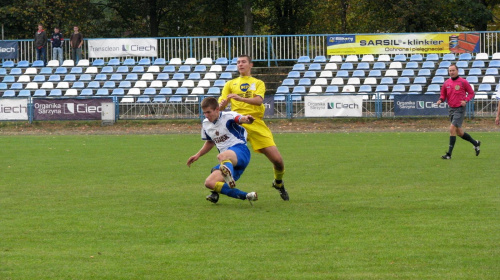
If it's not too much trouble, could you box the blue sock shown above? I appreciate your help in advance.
[221,160,234,175]
[220,184,247,200]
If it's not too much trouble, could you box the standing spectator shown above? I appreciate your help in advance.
[436,64,480,159]
[51,27,64,66]
[219,55,289,201]
[70,26,83,64]
[34,24,47,66]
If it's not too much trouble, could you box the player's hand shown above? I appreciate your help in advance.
[246,115,255,124]
[187,155,198,167]
[219,99,228,109]
[496,117,499,125]
[228,94,242,101]
[436,100,442,105]
[461,100,467,107]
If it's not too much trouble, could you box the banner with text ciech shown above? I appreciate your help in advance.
[305,95,363,117]
[33,98,113,120]
[88,38,157,58]
[394,95,448,116]
[0,99,28,120]
[0,41,18,59]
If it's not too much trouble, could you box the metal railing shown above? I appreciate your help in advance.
[3,32,500,66]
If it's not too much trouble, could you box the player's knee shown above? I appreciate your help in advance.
[204,178,215,190]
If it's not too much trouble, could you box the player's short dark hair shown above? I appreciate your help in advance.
[449,64,459,70]
[238,54,252,63]
[201,97,218,110]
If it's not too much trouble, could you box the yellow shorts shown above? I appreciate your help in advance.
[242,119,276,153]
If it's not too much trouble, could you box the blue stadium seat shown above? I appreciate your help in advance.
[380,77,393,85]
[225,65,237,72]
[213,80,226,87]
[94,74,107,81]
[313,56,327,63]
[466,76,478,84]
[372,62,386,70]
[340,62,353,70]
[431,76,445,84]
[336,70,349,78]
[175,87,189,95]
[207,87,221,95]
[159,88,173,95]
[292,64,306,71]
[489,60,500,68]
[103,81,116,88]
[92,59,105,66]
[292,86,306,94]
[33,89,47,97]
[123,58,136,66]
[393,54,407,61]
[40,67,53,75]
[10,83,22,90]
[425,53,439,61]
[408,85,423,94]
[421,61,435,69]
[413,77,427,84]
[358,85,372,93]
[485,68,499,75]
[87,81,100,88]
[157,73,170,80]
[325,86,339,93]
[111,88,125,96]
[297,56,311,63]
[276,86,290,94]
[115,66,128,73]
[230,57,238,64]
[2,76,15,83]
[356,62,370,70]
[187,73,201,80]
[109,74,122,81]
[3,61,15,68]
[282,79,295,86]
[18,90,31,97]
[131,66,145,73]
[397,77,410,84]
[435,69,448,76]
[64,75,76,82]
[194,65,207,72]
[96,89,109,96]
[119,81,132,88]
[472,60,485,68]
[72,82,85,89]
[80,89,93,96]
[417,69,431,76]
[178,65,192,73]
[0,83,7,90]
[438,61,451,68]
[401,70,415,77]
[442,53,456,61]
[392,84,406,93]
[17,60,30,68]
[215,57,229,65]
[3,90,16,97]
[107,59,121,66]
[125,74,138,80]
[368,70,382,77]
[70,67,83,74]
[298,78,311,86]
[410,54,423,61]
[352,70,365,77]
[459,53,472,60]
[153,58,167,65]
[144,88,157,95]
[49,89,62,96]
[274,94,286,102]
[138,58,151,66]
[135,96,150,103]
[48,75,61,82]
[168,96,182,102]
[308,63,322,71]
[152,95,167,103]
[426,84,441,94]
[405,62,419,69]
[79,74,92,82]
[477,84,492,92]
[100,66,114,73]
[172,73,185,80]
[0,68,6,75]
[468,68,482,76]
[303,71,316,78]
[32,60,45,67]
[9,68,22,75]
[287,71,300,79]
[162,66,176,73]
[456,61,469,68]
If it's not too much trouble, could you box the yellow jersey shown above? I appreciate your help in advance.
[219,76,266,118]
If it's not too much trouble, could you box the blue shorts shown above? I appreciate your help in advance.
[212,144,251,181]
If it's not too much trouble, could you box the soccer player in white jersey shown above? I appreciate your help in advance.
[187,97,258,204]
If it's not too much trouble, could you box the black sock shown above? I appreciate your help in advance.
[460,133,477,146]
[447,136,456,155]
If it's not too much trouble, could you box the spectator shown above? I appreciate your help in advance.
[34,24,47,66]
[51,27,64,66]
[70,26,83,64]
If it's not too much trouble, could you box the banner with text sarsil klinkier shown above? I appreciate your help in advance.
[326,33,480,55]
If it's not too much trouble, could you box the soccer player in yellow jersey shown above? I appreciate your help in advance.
[219,55,289,201]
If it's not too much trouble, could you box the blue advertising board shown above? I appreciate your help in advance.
[0,41,18,59]
[394,94,448,116]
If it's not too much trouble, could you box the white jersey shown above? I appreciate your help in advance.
[201,111,247,152]
[495,84,500,100]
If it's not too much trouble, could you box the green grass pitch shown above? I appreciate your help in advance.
[1,132,499,279]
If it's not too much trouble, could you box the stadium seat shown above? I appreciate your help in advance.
[33,89,47,97]
[303,71,316,78]
[489,60,500,68]
[94,74,107,81]
[141,73,154,81]
[368,70,382,77]
[207,87,221,95]
[127,88,140,95]
[340,63,353,70]
[408,84,423,94]
[25,82,38,89]
[110,74,123,81]
[10,83,22,90]
[363,77,377,85]
[184,58,197,65]
[313,56,327,63]
[324,63,337,70]
[401,70,415,77]
[131,66,145,73]
[417,69,431,76]
[168,96,182,103]
[475,53,489,60]
[54,67,67,74]
[352,70,365,77]
[85,67,98,74]
[70,67,83,74]
[181,80,194,88]
[287,71,300,79]
[389,62,403,69]
[413,77,427,84]
[468,68,482,76]
[292,86,306,94]
[358,85,372,93]
[107,59,121,66]
[485,68,499,75]
[336,70,349,78]
[138,58,151,66]
[345,55,358,62]
[2,76,15,83]
[456,61,469,68]
[17,60,30,68]
[426,53,439,61]
[125,74,138,81]
[63,75,76,82]
[204,72,217,80]
[199,57,213,65]
[187,73,201,80]
[152,96,167,103]
[18,90,31,97]
[48,75,61,82]
[87,81,100,88]
[442,53,456,61]
[159,88,173,95]
[385,70,398,77]
[2,90,16,97]
[405,62,419,69]
[319,71,333,78]
[118,81,132,88]
[330,78,344,85]
[325,86,339,93]
[276,86,290,94]
[133,81,147,88]
[116,66,129,73]
[123,58,136,66]
[157,73,170,81]
[153,58,167,65]
[213,80,226,87]
[79,74,92,82]
[178,65,192,73]
[24,67,38,75]
[308,63,322,71]
[147,66,160,73]
[410,54,423,61]
[356,62,370,70]
[47,60,59,67]
[314,78,328,86]
[17,75,30,83]
[342,85,355,93]
[377,54,391,62]
[100,66,114,73]
[397,77,410,84]
[0,83,7,90]
[32,60,45,67]
[438,61,451,68]
[393,54,407,62]
[274,94,286,102]
[361,54,375,62]
[298,78,311,86]
[459,53,472,60]
[103,81,116,88]
[194,65,207,73]
[347,77,360,85]
[143,88,157,95]
[435,69,448,76]
[172,73,185,80]
[380,77,393,85]
[80,89,93,96]
[77,59,90,67]
[49,89,63,96]
[375,85,389,99]
[372,62,386,70]
[292,64,306,71]
[197,80,211,88]
[282,78,295,86]
[92,59,105,66]
[308,86,323,94]
[431,76,445,84]
[215,57,229,65]
[65,89,78,96]
[329,55,343,62]
[209,65,223,72]
[9,68,22,75]
[298,56,311,63]
[56,82,69,89]
[72,82,85,89]
[426,84,441,94]
[191,87,205,95]
[96,89,109,96]
[466,76,478,84]
[482,76,496,83]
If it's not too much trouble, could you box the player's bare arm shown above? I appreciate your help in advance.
[187,141,215,167]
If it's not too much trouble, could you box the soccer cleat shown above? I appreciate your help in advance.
[272,180,289,201]
[246,192,258,206]
[206,191,219,204]
[441,153,451,160]
[219,164,236,188]
[474,140,481,156]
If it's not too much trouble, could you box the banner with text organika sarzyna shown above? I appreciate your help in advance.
[326,33,480,55]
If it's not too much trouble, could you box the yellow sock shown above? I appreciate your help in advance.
[274,168,285,182]
[221,159,231,165]
[213,182,225,193]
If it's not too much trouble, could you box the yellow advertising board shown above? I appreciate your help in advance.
[326,33,479,55]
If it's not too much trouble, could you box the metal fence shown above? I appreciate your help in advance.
[3,32,500,66]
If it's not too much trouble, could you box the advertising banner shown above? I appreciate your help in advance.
[327,33,480,55]
[0,99,28,120]
[33,98,113,120]
[263,95,274,116]
[0,41,18,59]
[394,95,448,116]
[88,38,157,58]
[305,95,363,117]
